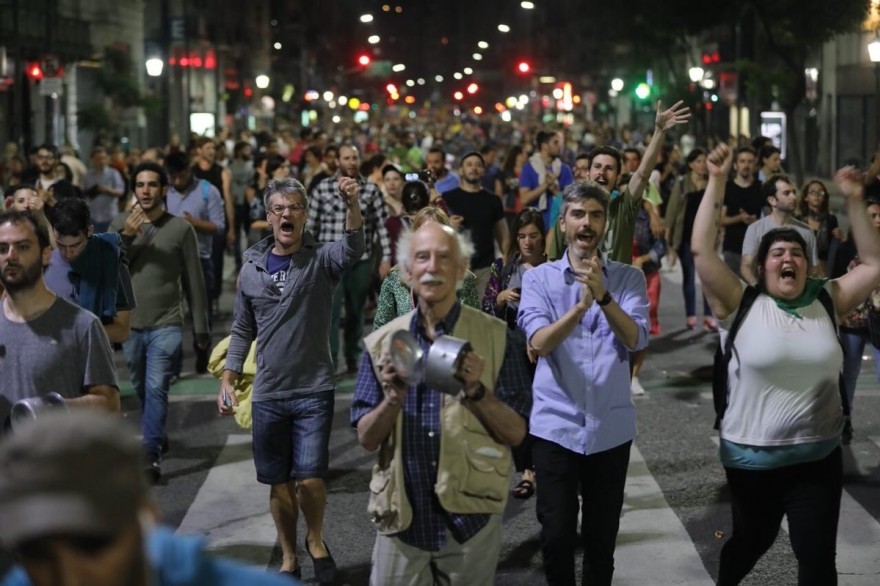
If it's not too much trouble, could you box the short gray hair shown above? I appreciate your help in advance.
[558,179,611,219]
[263,177,308,211]
[396,223,475,276]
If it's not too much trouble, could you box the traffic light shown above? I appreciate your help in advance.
[453,90,464,101]
[386,83,397,95]
[26,63,43,80]
[517,61,531,74]
[635,83,651,100]
[357,54,371,67]
[466,82,478,95]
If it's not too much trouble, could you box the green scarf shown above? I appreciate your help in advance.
[758,277,828,319]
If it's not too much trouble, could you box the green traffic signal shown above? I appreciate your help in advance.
[635,83,651,100]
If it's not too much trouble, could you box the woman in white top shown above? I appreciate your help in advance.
[691,144,880,586]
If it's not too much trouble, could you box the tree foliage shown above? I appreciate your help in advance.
[78,46,151,135]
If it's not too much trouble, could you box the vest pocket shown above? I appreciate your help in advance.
[367,466,393,520]
[459,444,509,502]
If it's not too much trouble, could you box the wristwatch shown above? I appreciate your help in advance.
[597,291,613,307]
[465,383,486,402]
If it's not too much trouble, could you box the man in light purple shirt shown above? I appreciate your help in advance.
[518,180,649,586]
[83,147,126,232]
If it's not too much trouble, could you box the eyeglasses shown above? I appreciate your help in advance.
[806,189,826,197]
[269,203,306,215]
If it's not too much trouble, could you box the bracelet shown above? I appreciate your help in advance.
[465,383,486,403]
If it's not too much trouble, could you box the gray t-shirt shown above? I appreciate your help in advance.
[44,249,137,314]
[0,297,119,421]
[741,215,819,267]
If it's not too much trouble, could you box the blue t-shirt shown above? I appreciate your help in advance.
[267,251,292,293]
[520,161,574,229]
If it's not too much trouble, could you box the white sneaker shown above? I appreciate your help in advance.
[631,377,646,396]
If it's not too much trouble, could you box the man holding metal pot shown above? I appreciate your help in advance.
[0,209,120,432]
[351,222,532,585]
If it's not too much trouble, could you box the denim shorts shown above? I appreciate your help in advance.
[251,392,335,484]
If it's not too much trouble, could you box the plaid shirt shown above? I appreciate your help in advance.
[351,302,533,551]
[307,174,391,263]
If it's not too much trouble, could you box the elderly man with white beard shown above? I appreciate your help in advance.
[351,222,532,585]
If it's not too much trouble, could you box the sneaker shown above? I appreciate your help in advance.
[843,419,853,445]
[144,452,161,485]
[631,377,646,396]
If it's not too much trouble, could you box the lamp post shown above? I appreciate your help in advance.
[869,35,880,147]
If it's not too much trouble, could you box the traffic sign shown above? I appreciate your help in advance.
[39,77,63,97]
[40,54,62,78]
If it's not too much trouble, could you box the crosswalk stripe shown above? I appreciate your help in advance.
[615,445,715,585]
[175,434,275,569]
[710,436,880,582]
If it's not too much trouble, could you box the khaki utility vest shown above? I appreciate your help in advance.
[362,305,511,535]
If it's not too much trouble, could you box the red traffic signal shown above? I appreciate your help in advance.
[453,90,464,101]
[358,54,371,66]
[386,83,398,94]
[27,63,44,80]
[517,61,531,74]
[466,82,478,94]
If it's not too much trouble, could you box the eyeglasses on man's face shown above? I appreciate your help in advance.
[269,203,306,215]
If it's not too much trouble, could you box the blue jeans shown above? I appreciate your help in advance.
[250,392,335,484]
[839,329,880,418]
[678,244,711,318]
[123,326,183,454]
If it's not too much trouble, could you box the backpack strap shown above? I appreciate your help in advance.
[712,285,760,430]
[816,287,851,417]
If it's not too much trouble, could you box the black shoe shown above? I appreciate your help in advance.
[144,452,161,485]
[161,436,170,455]
[843,419,853,445]
[305,538,337,585]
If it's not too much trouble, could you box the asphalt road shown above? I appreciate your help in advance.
[113,260,880,586]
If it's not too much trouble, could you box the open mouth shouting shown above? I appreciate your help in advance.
[279,220,295,236]
[576,231,597,246]
[780,266,797,281]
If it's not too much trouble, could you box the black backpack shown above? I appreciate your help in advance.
[712,285,850,430]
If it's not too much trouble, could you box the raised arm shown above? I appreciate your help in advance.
[691,144,743,320]
[628,101,690,199]
[831,167,880,317]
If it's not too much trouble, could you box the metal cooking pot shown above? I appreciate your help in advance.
[10,392,68,431]
[388,331,473,395]
[425,335,473,395]
[389,330,425,385]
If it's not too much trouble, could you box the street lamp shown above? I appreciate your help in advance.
[255,75,270,89]
[610,78,624,92]
[145,58,164,77]
[689,67,704,83]
[869,34,880,145]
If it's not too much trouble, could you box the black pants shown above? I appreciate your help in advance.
[718,447,842,586]
[512,433,535,473]
[232,202,251,270]
[533,437,632,586]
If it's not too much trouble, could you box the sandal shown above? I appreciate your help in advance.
[512,479,535,500]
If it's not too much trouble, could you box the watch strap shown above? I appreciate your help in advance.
[597,291,613,306]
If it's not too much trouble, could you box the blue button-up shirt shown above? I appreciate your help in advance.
[351,302,532,551]
[166,179,227,259]
[518,252,649,456]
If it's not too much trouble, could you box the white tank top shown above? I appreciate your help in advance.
[719,284,844,446]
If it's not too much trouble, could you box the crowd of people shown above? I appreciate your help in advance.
[0,103,876,586]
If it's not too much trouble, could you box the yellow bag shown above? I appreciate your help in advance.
[208,336,257,430]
